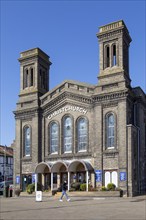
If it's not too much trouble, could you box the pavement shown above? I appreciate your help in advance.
[0,192,146,220]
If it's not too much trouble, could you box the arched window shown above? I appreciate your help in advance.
[63,116,73,153]
[106,113,115,148]
[104,45,110,68]
[23,69,29,89]
[77,117,88,152]
[50,122,59,154]
[112,44,116,66]
[24,126,31,156]
[30,68,33,86]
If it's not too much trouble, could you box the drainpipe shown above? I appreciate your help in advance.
[134,102,140,195]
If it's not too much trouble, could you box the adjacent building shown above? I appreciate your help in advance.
[14,20,146,196]
[0,145,13,182]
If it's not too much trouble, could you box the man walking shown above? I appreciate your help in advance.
[59,180,70,202]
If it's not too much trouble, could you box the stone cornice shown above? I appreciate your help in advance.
[40,80,95,106]
[98,29,123,41]
[14,90,130,119]
[41,91,93,112]
[92,90,128,103]
[13,107,41,119]
[45,152,92,161]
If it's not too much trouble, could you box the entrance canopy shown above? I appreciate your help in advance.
[34,160,94,192]
[68,160,94,172]
[51,161,69,173]
[35,162,52,173]
[35,160,94,173]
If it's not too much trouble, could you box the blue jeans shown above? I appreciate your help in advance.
[60,190,69,200]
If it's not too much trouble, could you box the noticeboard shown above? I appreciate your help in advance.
[120,172,126,181]
[16,176,20,184]
[95,170,102,182]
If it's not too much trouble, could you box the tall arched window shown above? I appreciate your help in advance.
[30,68,34,86]
[112,44,117,66]
[50,122,59,154]
[23,69,29,89]
[77,117,88,152]
[104,45,110,68]
[106,113,115,148]
[63,116,73,153]
[24,126,31,156]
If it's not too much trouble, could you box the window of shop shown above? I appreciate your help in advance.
[63,116,73,153]
[24,126,31,157]
[50,122,59,154]
[77,117,88,152]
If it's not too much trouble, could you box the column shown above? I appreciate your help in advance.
[68,172,70,191]
[35,173,38,192]
[91,173,95,188]
[86,171,89,192]
[51,173,53,191]
[57,173,61,188]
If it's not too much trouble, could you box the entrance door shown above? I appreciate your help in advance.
[61,172,67,183]
[22,174,32,191]
[105,172,110,187]
[112,171,118,187]
[104,171,118,187]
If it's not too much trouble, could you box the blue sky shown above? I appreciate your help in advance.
[1,0,146,146]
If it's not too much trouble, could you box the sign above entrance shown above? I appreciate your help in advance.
[48,105,88,120]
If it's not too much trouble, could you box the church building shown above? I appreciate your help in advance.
[14,20,146,196]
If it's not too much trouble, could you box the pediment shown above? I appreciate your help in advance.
[45,102,89,120]
[40,80,95,108]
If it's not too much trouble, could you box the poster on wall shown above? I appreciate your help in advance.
[95,170,102,182]
[16,176,20,184]
[120,172,126,181]
[32,173,36,183]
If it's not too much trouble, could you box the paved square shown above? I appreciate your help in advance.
[0,195,146,220]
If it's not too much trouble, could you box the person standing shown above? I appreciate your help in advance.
[59,180,70,202]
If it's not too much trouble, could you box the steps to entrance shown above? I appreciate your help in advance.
[20,190,121,198]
